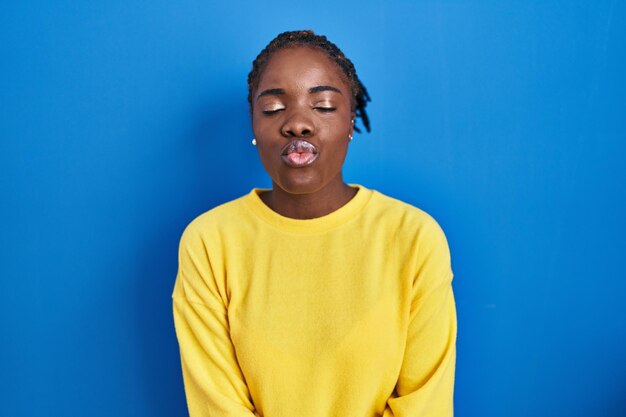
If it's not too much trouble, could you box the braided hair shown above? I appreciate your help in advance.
[247,30,371,133]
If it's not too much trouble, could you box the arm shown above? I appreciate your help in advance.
[172,223,257,417]
[383,221,457,417]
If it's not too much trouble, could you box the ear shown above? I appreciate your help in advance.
[349,112,356,137]
[347,116,356,141]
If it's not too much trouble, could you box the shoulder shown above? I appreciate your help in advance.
[366,188,452,273]
[368,188,453,285]
[368,189,448,243]
[179,192,252,246]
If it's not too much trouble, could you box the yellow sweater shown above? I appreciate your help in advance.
[172,185,456,417]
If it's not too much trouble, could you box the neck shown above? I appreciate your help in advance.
[261,177,357,220]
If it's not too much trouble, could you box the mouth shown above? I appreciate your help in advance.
[280,139,319,168]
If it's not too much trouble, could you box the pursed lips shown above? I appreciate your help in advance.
[280,139,319,168]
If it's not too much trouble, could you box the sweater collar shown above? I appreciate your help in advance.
[243,184,374,234]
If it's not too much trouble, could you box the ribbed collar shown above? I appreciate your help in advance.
[242,184,374,235]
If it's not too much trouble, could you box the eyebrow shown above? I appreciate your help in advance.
[308,85,343,95]
[255,85,343,101]
[256,88,285,101]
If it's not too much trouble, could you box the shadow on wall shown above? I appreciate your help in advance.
[132,95,256,416]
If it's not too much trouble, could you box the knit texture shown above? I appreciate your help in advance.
[172,185,456,417]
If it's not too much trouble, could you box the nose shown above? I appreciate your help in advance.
[280,110,314,138]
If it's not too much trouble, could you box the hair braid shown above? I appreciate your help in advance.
[247,30,372,133]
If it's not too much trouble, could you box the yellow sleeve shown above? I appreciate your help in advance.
[383,220,457,417]
[172,224,257,417]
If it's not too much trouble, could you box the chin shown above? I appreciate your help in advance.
[273,170,325,195]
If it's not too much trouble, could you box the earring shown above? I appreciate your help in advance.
[252,138,257,146]
[348,134,353,141]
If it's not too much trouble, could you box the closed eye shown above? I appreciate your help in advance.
[314,107,336,113]
[262,108,285,115]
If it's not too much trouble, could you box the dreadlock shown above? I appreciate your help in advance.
[247,30,371,133]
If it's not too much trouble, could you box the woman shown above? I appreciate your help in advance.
[172,30,456,417]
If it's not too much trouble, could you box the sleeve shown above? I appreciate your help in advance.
[171,223,258,417]
[382,219,457,417]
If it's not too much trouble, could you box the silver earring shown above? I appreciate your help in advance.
[252,138,257,146]
[348,134,353,141]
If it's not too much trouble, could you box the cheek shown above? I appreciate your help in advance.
[323,134,350,168]
[251,109,274,135]
[252,119,282,148]
[256,144,275,166]
[251,114,264,137]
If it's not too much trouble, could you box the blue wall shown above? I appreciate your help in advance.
[2,1,624,416]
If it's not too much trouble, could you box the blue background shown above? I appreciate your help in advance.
[2,1,625,416]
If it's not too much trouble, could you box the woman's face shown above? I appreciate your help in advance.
[251,46,355,195]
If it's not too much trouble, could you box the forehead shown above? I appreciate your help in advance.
[257,46,349,91]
